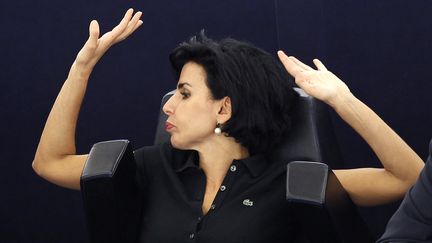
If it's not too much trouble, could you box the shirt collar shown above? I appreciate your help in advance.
[236,153,268,177]
[174,150,199,173]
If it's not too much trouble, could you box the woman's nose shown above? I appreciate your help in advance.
[163,95,175,116]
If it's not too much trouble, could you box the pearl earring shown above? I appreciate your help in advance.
[214,123,222,135]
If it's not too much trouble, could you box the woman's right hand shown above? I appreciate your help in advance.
[33,9,142,190]
[74,8,143,75]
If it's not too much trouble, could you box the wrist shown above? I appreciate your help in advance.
[69,61,93,80]
[328,91,356,110]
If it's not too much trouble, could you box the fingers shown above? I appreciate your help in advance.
[313,59,328,71]
[277,50,304,77]
[289,56,314,71]
[111,8,135,34]
[127,11,143,32]
[96,9,143,47]
[133,20,144,32]
[278,50,330,74]
[116,11,143,41]
[75,9,141,69]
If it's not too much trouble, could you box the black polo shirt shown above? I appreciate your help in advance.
[378,139,432,242]
[134,142,298,243]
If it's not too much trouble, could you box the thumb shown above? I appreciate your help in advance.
[313,59,328,71]
[88,20,100,42]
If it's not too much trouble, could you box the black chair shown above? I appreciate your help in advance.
[80,88,373,243]
[81,140,140,243]
[286,161,375,242]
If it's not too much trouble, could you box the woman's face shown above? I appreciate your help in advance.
[163,61,223,150]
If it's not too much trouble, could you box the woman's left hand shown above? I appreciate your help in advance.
[277,50,350,107]
[278,51,424,207]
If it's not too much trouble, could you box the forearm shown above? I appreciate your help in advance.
[332,93,424,186]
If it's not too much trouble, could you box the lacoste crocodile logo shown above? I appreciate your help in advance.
[242,199,254,206]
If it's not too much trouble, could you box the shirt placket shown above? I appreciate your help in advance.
[190,160,240,241]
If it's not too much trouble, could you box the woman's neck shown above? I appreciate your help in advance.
[196,136,249,186]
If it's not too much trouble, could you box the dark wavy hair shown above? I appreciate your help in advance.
[169,33,298,154]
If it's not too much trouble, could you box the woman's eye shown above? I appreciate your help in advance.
[180,92,190,99]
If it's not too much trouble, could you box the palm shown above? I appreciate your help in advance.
[277,51,350,104]
[75,9,143,70]
[297,69,348,101]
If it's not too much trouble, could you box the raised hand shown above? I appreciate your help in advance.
[277,50,350,107]
[74,8,143,74]
[32,9,143,190]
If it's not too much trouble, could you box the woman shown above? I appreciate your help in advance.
[32,9,424,242]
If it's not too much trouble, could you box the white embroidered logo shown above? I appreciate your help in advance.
[242,199,254,207]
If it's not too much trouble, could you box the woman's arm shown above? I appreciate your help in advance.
[32,9,143,190]
[277,51,424,206]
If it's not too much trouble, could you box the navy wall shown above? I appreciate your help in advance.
[1,0,431,242]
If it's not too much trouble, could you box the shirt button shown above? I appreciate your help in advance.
[197,217,202,221]
[230,165,237,172]
[210,204,216,210]
[220,185,226,191]
[189,233,195,239]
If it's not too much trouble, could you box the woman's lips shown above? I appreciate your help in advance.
[165,122,175,131]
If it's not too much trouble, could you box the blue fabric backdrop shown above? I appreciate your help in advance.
[1,0,431,242]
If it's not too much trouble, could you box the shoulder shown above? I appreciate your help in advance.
[133,144,164,162]
[133,142,172,168]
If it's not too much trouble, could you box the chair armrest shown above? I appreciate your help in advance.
[80,140,141,243]
[286,161,374,243]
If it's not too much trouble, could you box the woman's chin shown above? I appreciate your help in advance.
[170,136,188,150]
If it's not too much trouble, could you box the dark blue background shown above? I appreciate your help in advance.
[1,0,431,242]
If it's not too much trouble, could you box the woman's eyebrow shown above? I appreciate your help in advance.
[177,82,192,89]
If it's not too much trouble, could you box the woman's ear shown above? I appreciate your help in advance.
[217,96,232,123]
